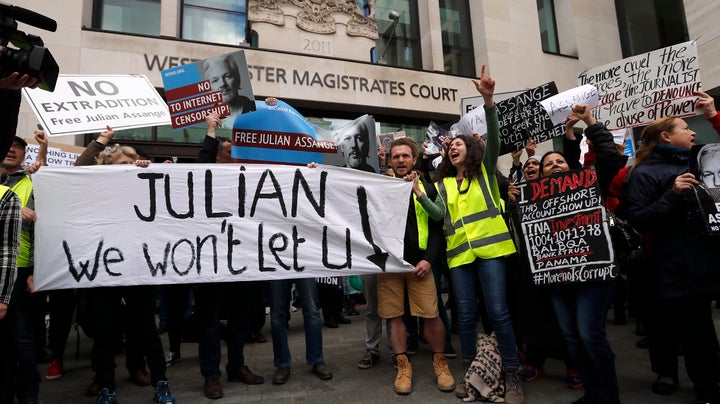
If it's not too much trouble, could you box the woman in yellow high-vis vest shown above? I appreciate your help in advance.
[433,66,523,404]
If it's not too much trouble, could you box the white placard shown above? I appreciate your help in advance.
[22,75,171,137]
[33,163,413,291]
[540,85,600,126]
[578,41,701,130]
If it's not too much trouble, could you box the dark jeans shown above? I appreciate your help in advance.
[1,268,40,400]
[47,289,77,361]
[647,295,720,401]
[249,281,267,336]
[317,281,344,324]
[164,284,193,354]
[550,281,618,402]
[86,286,166,390]
[194,282,252,379]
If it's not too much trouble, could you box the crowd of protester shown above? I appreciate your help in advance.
[1,65,720,404]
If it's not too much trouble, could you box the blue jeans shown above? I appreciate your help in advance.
[550,282,619,401]
[450,258,519,366]
[269,278,324,368]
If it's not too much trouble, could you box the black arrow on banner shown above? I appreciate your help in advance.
[356,186,388,271]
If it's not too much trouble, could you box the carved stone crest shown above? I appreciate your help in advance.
[249,0,378,39]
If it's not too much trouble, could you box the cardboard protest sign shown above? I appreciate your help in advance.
[457,82,561,155]
[32,164,413,291]
[690,143,720,235]
[161,50,255,129]
[231,100,379,169]
[378,131,406,153]
[516,168,617,286]
[22,75,170,137]
[540,84,600,126]
[578,41,701,131]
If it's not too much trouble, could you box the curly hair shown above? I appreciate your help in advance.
[432,135,485,184]
[96,144,138,165]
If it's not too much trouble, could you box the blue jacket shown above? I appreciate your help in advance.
[626,144,720,300]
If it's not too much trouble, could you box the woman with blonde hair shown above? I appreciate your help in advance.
[75,126,171,404]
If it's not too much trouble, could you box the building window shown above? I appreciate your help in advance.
[182,0,249,46]
[440,0,475,77]
[614,0,688,56]
[537,0,560,54]
[93,0,160,36]
[371,1,421,69]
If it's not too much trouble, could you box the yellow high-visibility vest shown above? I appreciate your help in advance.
[436,166,515,268]
[10,176,32,267]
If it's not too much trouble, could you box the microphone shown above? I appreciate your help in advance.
[0,2,57,32]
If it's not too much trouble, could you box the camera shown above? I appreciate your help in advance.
[0,2,59,91]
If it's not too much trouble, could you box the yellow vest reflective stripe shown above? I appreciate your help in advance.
[437,166,515,268]
[10,176,32,267]
[413,182,429,250]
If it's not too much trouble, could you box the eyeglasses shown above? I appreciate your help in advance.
[10,143,25,151]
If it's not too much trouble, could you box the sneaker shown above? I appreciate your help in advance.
[153,380,175,404]
[393,354,412,395]
[433,353,455,392]
[444,341,457,359]
[565,369,584,389]
[521,365,543,382]
[357,351,380,369]
[503,366,525,404]
[164,352,180,367]
[46,358,63,380]
[96,388,117,404]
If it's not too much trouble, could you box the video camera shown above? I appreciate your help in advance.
[0,2,59,91]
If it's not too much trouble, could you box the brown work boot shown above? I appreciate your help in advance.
[455,360,471,398]
[504,366,525,404]
[433,353,455,392]
[393,354,412,395]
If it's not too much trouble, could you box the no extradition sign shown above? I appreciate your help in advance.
[32,163,413,291]
[22,74,171,137]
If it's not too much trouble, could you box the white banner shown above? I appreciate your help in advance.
[22,75,171,137]
[33,164,413,290]
[578,41,701,131]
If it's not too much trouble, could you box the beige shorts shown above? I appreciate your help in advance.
[377,271,439,319]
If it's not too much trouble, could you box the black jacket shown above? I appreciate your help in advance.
[584,123,628,199]
[626,144,720,300]
[402,181,443,267]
